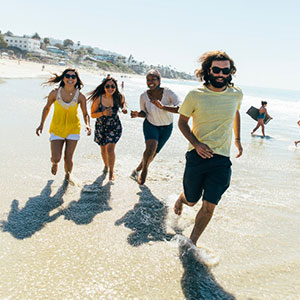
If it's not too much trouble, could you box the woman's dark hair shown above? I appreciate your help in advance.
[195,50,236,87]
[261,101,268,106]
[43,68,83,90]
[87,77,124,108]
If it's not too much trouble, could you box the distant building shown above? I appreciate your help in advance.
[46,46,65,55]
[94,55,114,63]
[4,35,41,52]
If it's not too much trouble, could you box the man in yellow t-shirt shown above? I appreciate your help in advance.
[174,51,243,246]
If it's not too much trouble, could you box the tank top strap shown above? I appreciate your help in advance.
[57,87,62,100]
[72,89,80,103]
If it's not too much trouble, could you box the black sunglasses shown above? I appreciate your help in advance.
[105,84,116,89]
[65,74,77,79]
[211,67,231,75]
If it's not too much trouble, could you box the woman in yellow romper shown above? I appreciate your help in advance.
[36,69,91,182]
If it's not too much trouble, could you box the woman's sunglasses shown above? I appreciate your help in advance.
[211,67,231,75]
[105,84,116,89]
[65,74,77,79]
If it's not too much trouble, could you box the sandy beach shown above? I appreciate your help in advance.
[0,59,300,300]
[0,57,137,81]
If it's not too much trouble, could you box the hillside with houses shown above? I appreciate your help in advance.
[0,30,194,80]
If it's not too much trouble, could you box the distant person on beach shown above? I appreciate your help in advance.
[294,119,300,146]
[130,69,180,185]
[88,77,127,181]
[173,51,243,246]
[251,101,272,136]
[36,69,91,183]
[102,74,111,82]
[121,81,124,89]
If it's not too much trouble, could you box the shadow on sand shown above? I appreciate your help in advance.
[179,242,236,300]
[0,180,67,239]
[251,134,273,140]
[62,173,112,225]
[115,185,173,246]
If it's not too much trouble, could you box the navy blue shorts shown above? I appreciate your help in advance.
[183,150,232,205]
[143,119,173,153]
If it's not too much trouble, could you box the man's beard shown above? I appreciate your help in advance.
[208,74,230,88]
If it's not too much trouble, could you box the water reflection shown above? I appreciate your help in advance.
[115,185,173,246]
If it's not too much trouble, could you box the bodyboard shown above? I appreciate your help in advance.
[246,106,271,125]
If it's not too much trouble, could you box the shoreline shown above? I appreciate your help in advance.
[0,58,196,84]
[0,57,136,81]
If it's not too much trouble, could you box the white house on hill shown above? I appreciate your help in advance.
[4,35,41,52]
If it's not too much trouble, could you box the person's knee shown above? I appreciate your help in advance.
[107,144,115,154]
[202,200,216,215]
[64,154,73,163]
[51,155,61,164]
[144,142,157,157]
[186,201,197,207]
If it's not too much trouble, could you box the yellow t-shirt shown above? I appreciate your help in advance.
[179,85,243,157]
[49,88,81,138]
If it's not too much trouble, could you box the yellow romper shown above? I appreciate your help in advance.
[49,87,81,138]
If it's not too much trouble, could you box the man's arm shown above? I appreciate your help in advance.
[233,110,243,158]
[178,114,213,159]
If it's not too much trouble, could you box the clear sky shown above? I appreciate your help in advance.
[1,0,300,90]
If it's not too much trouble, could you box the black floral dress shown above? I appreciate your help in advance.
[94,95,122,146]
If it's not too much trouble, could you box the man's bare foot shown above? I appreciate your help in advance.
[250,131,254,135]
[51,163,58,175]
[137,169,147,185]
[174,195,184,216]
[103,166,108,173]
[109,172,115,181]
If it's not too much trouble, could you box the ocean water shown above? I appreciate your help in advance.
[0,75,299,300]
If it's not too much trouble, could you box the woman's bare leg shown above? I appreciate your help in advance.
[251,123,260,135]
[138,139,157,185]
[50,140,65,175]
[100,145,109,172]
[261,123,265,136]
[64,139,78,180]
[107,143,116,180]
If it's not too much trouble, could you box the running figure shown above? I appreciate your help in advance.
[36,69,91,182]
[174,51,243,246]
[130,69,180,185]
[294,119,300,146]
[88,77,127,181]
[251,101,272,136]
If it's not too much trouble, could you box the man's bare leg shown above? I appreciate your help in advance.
[189,200,216,245]
[174,192,196,215]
